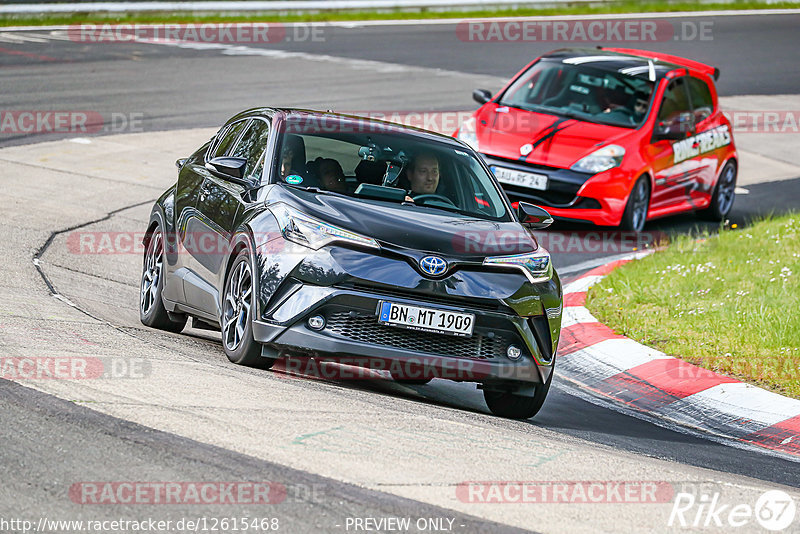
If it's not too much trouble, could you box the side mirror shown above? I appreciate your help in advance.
[205,157,251,186]
[175,158,188,169]
[653,121,684,141]
[653,112,694,141]
[473,88,492,105]
[518,202,553,230]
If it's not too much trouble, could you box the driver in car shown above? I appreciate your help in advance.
[602,89,651,125]
[406,152,440,195]
[631,91,650,123]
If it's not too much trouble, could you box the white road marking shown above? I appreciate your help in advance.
[142,38,502,80]
[559,250,654,277]
[560,305,597,328]
[561,338,671,382]
[563,274,603,294]
[667,382,800,428]
[0,32,49,43]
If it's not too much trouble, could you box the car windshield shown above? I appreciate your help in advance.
[274,116,511,221]
[499,59,656,128]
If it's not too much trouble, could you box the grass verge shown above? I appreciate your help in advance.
[1,1,800,27]
[586,215,800,399]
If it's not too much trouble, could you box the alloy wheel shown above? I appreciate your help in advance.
[630,179,649,232]
[222,260,253,351]
[717,163,736,216]
[140,230,163,315]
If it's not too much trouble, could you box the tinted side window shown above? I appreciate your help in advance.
[229,119,271,178]
[212,120,248,159]
[658,78,691,121]
[687,77,714,123]
[657,78,693,133]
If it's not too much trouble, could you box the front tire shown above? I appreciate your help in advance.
[698,160,737,221]
[620,176,650,233]
[140,226,186,333]
[221,249,274,369]
[483,368,553,420]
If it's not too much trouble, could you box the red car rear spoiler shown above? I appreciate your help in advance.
[600,47,720,81]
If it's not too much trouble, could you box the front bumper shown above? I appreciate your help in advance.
[482,154,631,226]
[252,283,554,385]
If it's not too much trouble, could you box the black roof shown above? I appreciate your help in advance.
[228,107,464,146]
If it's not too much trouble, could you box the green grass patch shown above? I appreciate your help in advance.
[586,215,800,399]
[2,1,800,27]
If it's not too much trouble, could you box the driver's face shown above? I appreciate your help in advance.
[634,99,649,116]
[408,156,440,194]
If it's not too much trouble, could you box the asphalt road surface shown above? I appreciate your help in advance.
[1,11,799,534]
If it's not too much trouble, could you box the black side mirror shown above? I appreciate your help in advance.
[473,89,492,105]
[518,202,553,230]
[205,157,251,186]
[653,112,694,141]
[175,158,188,169]
[653,122,684,141]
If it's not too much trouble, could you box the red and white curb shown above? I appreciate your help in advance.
[559,254,800,460]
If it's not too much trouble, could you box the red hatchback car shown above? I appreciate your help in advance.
[455,47,737,231]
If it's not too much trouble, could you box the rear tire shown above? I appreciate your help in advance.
[483,368,553,420]
[698,160,737,221]
[140,226,186,333]
[221,249,275,369]
[620,177,650,233]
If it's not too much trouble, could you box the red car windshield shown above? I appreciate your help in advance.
[499,59,656,128]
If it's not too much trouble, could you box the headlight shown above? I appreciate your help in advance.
[570,145,625,174]
[270,203,379,251]
[483,248,552,283]
[456,116,479,151]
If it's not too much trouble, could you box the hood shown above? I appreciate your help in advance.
[274,187,537,258]
[476,104,631,169]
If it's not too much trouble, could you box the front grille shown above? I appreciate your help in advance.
[482,154,588,208]
[502,183,579,207]
[325,311,515,360]
[340,283,513,314]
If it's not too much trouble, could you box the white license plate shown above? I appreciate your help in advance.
[492,166,548,191]
[378,301,475,337]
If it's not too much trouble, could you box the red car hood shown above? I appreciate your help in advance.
[476,104,631,169]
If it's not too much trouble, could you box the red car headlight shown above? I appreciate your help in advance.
[571,145,626,174]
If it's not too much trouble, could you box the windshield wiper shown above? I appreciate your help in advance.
[498,102,585,122]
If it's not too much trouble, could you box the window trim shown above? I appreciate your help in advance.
[235,116,272,182]
[205,118,251,162]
